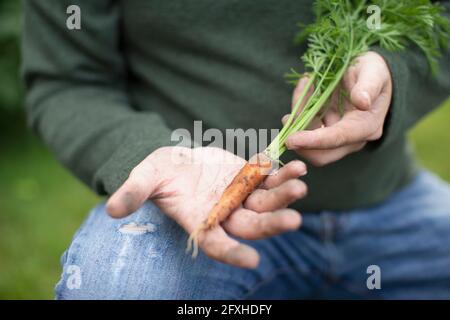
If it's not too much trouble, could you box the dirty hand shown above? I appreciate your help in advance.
[284,51,393,166]
[106,146,307,269]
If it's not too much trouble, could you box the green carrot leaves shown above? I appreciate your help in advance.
[265,0,449,160]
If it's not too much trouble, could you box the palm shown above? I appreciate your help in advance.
[148,147,246,233]
[107,146,306,268]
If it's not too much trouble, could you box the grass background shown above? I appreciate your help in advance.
[0,0,449,299]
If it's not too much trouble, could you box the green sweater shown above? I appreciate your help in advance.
[22,0,450,212]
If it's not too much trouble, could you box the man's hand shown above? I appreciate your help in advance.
[106,146,307,269]
[284,51,393,166]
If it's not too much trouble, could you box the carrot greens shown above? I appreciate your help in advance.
[265,0,450,160]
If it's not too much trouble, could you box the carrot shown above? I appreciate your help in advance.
[186,153,273,257]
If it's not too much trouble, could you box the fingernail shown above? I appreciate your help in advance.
[361,91,371,107]
[287,211,302,227]
[297,162,308,176]
[291,213,302,228]
[285,138,295,150]
[275,210,302,228]
[105,201,117,216]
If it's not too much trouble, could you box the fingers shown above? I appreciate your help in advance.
[223,208,302,240]
[284,52,391,155]
[200,208,302,267]
[106,159,159,218]
[281,114,290,125]
[350,52,390,110]
[295,142,366,167]
[262,160,307,189]
[343,65,357,92]
[245,179,307,212]
[285,110,376,150]
[197,226,260,269]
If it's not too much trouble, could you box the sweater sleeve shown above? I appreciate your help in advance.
[22,0,175,195]
[372,0,450,149]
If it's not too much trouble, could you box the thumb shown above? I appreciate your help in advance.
[350,54,389,110]
[106,160,159,218]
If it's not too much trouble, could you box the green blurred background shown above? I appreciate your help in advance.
[0,0,449,299]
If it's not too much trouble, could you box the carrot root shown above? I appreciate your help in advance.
[186,153,273,257]
[186,223,205,258]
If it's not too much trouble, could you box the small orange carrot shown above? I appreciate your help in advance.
[187,153,273,257]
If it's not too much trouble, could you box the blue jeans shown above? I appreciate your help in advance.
[55,171,450,299]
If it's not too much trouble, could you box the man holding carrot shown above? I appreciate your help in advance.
[23,0,450,299]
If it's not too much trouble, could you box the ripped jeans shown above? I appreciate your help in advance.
[55,171,450,299]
